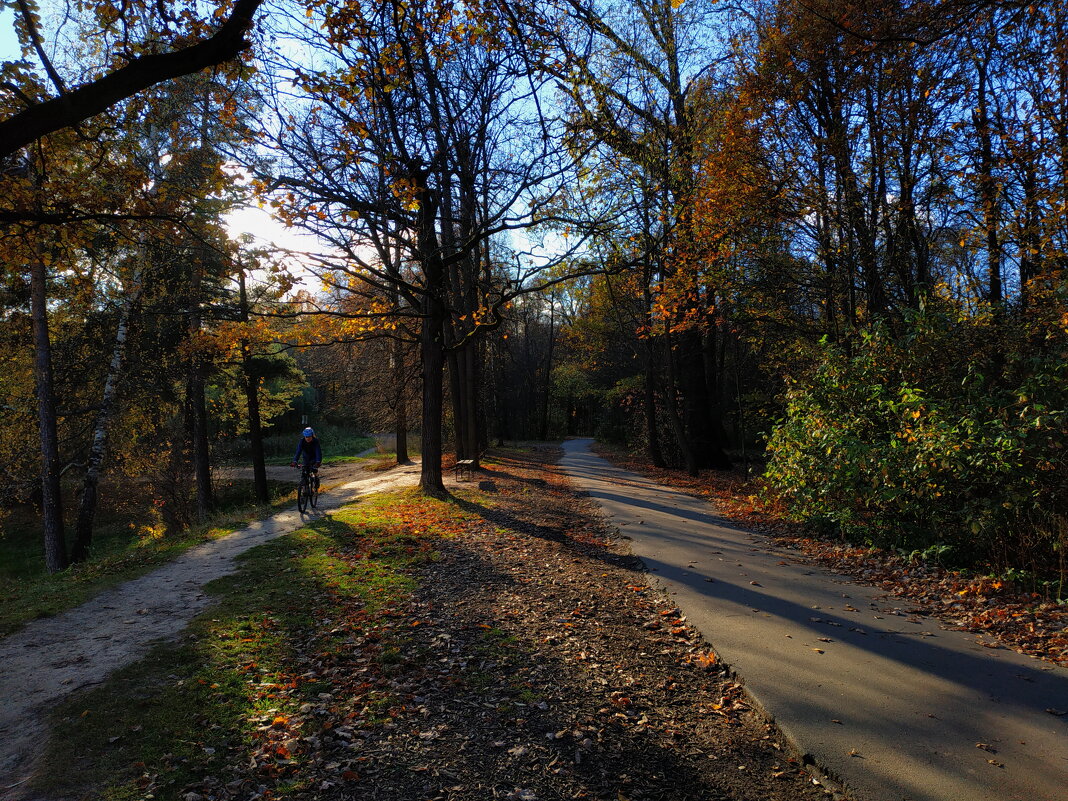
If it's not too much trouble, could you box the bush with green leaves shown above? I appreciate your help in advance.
[765,299,1068,583]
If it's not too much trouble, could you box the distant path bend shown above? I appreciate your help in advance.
[0,460,420,797]
[560,438,1068,801]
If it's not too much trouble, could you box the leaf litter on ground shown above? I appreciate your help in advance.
[34,449,834,801]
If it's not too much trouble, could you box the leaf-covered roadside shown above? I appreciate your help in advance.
[32,448,829,801]
[593,445,1068,669]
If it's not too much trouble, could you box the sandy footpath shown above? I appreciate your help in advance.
[0,458,419,797]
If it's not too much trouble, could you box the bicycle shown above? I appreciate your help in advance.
[296,464,320,513]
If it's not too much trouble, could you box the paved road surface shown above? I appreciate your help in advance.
[561,439,1068,801]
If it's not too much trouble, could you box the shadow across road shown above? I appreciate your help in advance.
[560,438,1068,801]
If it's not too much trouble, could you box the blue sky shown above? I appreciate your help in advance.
[1,9,18,61]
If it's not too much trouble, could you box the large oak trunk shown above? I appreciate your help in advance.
[419,297,446,493]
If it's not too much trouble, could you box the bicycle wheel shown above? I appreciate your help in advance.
[297,476,308,513]
[309,476,319,509]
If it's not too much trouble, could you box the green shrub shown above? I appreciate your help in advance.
[765,299,1068,582]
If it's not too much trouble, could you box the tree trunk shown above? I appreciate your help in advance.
[238,271,269,505]
[700,324,733,470]
[186,267,213,520]
[974,51,1002,308]
[242,356,268,504]
[813,56,886,321]
[539,292,556,441]
[662,327,697,477]
[1056,3,1068,274]
[464,344,480,465]
[188,366,213,520]
[394,336,409,464]
[415,166,446,494]
[448,348,466,460]
[29,256,67,573]
[643,351,665,467]
[1019,161,1039,306]
[419,294,446,494]
[72,291,137,561]
[641,278,666,468]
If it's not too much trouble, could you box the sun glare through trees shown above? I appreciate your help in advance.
[2,3,1068,801]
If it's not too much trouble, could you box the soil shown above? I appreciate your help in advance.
[5,448,831,801]
[174,448,829,801]
[0,459,421,798]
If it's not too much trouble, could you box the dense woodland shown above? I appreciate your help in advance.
[1,0,1066,593]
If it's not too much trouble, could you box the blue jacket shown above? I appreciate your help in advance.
[294,436,323,466]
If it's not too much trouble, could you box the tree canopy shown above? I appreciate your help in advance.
[2,0,1066,589]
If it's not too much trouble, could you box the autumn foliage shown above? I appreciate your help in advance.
[765,291,1068,582]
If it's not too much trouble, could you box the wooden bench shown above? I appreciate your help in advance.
[454,459,476,481]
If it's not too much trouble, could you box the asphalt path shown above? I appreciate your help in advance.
[560,439,1068,801]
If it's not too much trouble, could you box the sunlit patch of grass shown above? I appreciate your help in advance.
[31,489,480,801]
[262,431,376,465]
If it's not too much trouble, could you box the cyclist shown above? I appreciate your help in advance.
[291,427,322,490]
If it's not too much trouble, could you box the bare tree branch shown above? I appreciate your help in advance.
[0,0,265,160]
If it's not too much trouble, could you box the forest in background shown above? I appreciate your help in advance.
[1,0,1065,595]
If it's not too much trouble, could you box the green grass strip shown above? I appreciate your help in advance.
[31,489,474,801]
[0,480,296,637]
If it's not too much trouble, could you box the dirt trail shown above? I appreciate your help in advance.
[0,459,420,796]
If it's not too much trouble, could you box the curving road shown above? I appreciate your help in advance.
[560,438,1068,801]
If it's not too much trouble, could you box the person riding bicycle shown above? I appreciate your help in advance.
[291,427,322,490]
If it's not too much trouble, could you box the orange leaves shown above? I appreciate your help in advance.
[608,692,633,709]
[388,177,422,212]
[199,319,279,357]
[956,578,1003,597]
[683,651,718,669]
